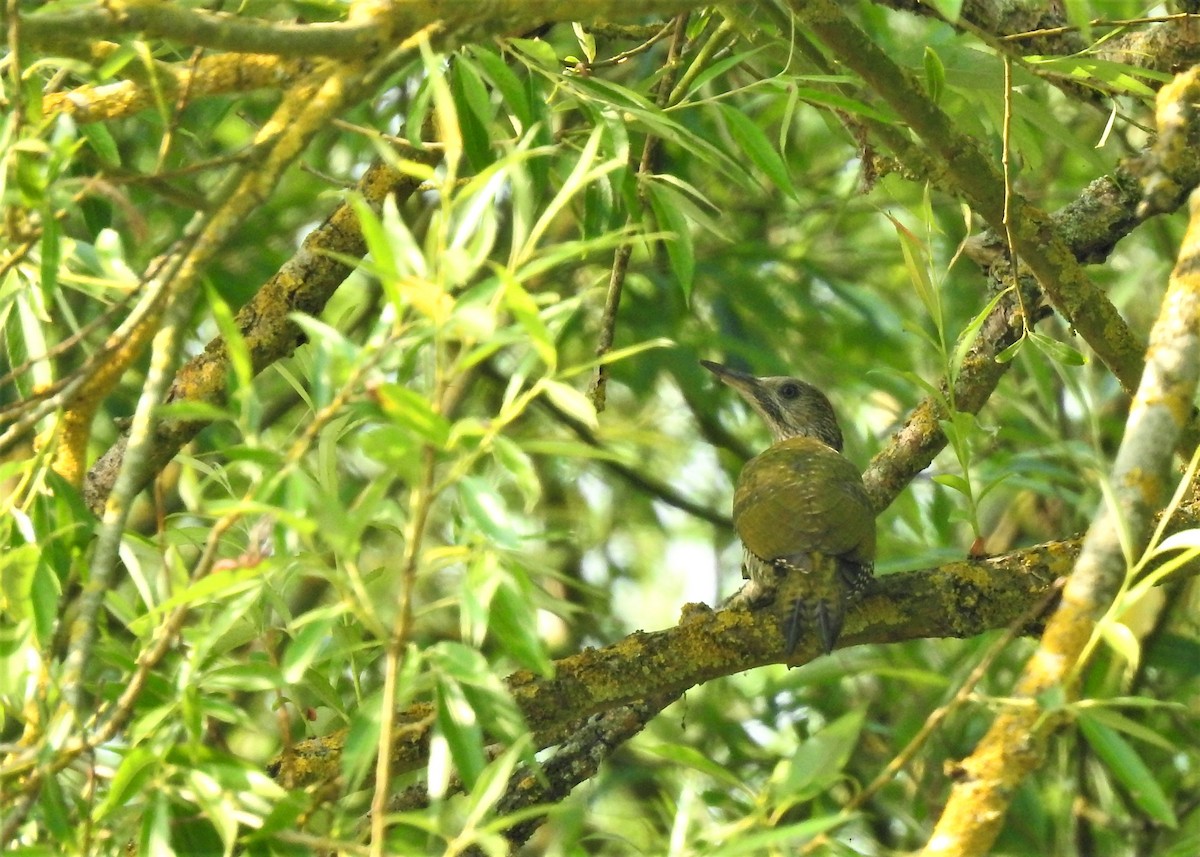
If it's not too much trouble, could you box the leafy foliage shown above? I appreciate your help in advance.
[2,1,1199,855]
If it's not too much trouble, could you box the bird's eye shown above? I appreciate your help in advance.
[779,382,800,399]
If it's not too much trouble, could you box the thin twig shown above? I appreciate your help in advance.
[999,13,1200,41]
[589,13,690,412]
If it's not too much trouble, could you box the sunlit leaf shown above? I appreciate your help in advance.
[435,674,487,789]
[539,379,597,431]
[1029,331,1086,366]
[282,615,336,684]
[488,572,552,676]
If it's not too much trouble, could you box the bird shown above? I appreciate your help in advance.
[701,360,876,656]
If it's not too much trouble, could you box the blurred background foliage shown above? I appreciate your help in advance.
[2,0,1199,854]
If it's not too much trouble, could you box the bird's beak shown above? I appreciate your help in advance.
[700,360,761,399]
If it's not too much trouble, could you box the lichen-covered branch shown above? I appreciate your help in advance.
[863,279,1037,512]
[884,0,1200,80]
[81,155,434,512]
[63,55,375,713]
[43,52,313,124]
[789,0,1147,397]
[271,535,1076,787]
[8,0,704,59]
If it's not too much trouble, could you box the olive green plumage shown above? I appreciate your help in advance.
[702,360,876,655]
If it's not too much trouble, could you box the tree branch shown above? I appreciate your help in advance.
[43,52,311,124]
[81,155,435,512]
[9,0,705,60]
[271,534,1078,788]
[789,0,1146,397]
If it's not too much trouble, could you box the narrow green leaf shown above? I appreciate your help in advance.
[717,103,797,199]
[924,47,946,104]
[564,75,750,186]
[1099,618,1141,675]
[341,703,383,793]
[887,213,941,333]
[186,769,238,856]
[932,473,971,495]
[794,87,897,123]
[642,743,749,791]
[539,379,597,430]
[517,125,622,265]
[508,37,559,70]
[205,284,253,393]
[492,435,541,511]
[1152,528,1200,555]
[345,193,398,283]
[374,383,451,447]
[706,817,848,856]
[420,39,462,174]
[16,286,52,393]
[282,616,336,684]
[489,573,552,676]
[153,400,234,424]
[775,710,866,804]
[0,540,38,623]
[647,173,730,240]
[96,43,137,78]
[467,48,532,128]
[646,183,695,299]
[140,791,172,857]
[462,740,530,833]
[39,209,60,301]
[1079,716,1177,828]
[451,59,494,171]
[676,48,768,101]
[457,477,521,550]
[95,747,160,821]
[502,273,555,369]
[201,662,283,693]
[1029,331,1086,366]
[950,287,1011,381]
[1078,705,1177,752]
[127,565,263,636]
[571,23,597,63]
[435,676,487,789]
[81,122,120,166]
[994,333,1027,364]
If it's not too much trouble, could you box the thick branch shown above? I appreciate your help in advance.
[44,53,311,124]
[271,535,1075,787]
[10,1,703,59]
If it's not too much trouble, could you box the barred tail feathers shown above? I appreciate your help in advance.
[778,554,872,656]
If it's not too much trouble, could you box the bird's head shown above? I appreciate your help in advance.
[701,360,844,450]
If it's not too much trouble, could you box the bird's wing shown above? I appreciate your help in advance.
[733,438,875,565]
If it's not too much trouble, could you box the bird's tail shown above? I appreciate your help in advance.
[783,594,843,656]
[780,559,872,656]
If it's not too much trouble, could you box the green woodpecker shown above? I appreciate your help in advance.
[702,360,875,656]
